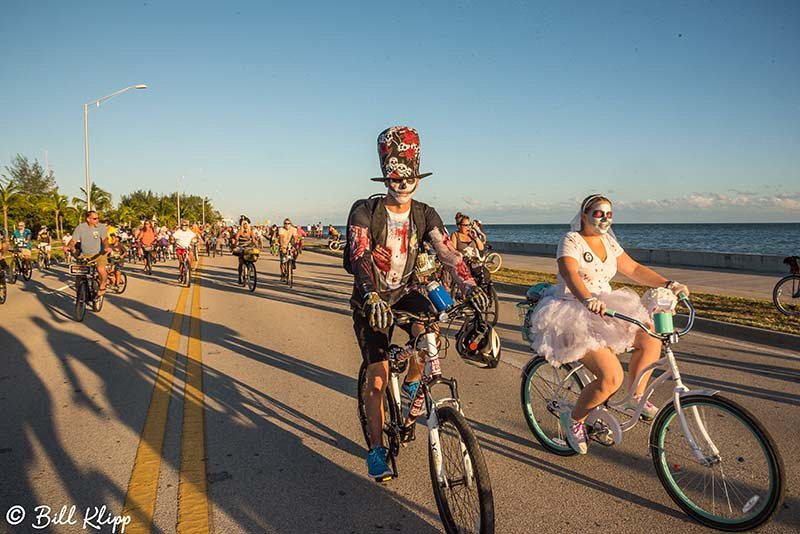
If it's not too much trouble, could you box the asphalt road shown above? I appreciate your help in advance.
[1,251,798,533]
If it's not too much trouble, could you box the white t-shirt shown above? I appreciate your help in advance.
[554,231,624,298]
[172,229,197,249]
[385,208,411,289]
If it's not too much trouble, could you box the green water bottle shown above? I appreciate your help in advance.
[654,312,674,334]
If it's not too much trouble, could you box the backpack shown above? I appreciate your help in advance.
[343,195,426,274]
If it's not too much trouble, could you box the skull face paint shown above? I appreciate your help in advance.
[385,178,417,205]
[587,202,612,234]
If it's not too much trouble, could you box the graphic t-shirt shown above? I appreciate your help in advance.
[554,231,624,298]
[71,223,107,256]
[12,228,33,249]
[384,208,411,290]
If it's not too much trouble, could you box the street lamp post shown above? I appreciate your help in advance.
[84,84,147,210]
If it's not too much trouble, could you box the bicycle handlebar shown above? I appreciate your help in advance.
[393,300,477,326]
[604,292,695,340]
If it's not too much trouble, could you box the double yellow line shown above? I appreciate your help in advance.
[122,259,209,533]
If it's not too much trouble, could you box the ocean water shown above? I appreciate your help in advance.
[331,223,799,256]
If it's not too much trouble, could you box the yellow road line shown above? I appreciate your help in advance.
[123,283,190,534]
[178,260,210,533]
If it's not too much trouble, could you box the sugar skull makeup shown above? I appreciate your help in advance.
[587,202,612,234]
[385,177,417,205]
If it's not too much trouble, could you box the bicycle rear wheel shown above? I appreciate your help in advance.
[74,278,87,321]
[429,405,494,534]
[485,252,502,273]
[520,356,586,456]
[246,263,257,292]
[650,394,785,531]
[356,362,400,479]
[772,274,800,317]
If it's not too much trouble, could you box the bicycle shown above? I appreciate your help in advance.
[356,302,495,533]
[8,248,33,284]
[239,247,259,292]
[71,257,104,322]
[473,246,502,274]
[519,293,785,531]
[36,243,51,271]
[328,235,342,250]
[106,253,128,294]
[280,246,296,288]
[176,246,192,288]
[772,255,799,317]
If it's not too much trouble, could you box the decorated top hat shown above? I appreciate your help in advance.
[370,126,433,181]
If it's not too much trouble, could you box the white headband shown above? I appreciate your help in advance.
[570,194,615,238]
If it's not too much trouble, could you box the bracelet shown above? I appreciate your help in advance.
[582,297,597,306]
[665,280,677,290]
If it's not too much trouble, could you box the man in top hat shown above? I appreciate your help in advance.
[349,125,489,480]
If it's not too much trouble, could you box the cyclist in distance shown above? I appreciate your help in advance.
[106,227,127,288]
[350,126,489,480]
[37,226,53,266]
[11,221,33,271]
[327,224,341,245]
[137,220,157,272]
[172,220,198,275]
[451,212,491,289]
[234,216,257,284]
[528,194,690,455]
[68,210,109,295]
[278,218,297,281]
[0,226,7,273]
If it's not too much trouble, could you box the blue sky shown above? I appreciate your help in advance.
[1,1,798,224]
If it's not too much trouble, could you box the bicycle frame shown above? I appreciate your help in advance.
[553,297,723,465]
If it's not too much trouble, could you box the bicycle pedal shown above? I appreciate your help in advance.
[400,425,416,444]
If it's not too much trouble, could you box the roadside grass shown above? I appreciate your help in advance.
[304,244,800,335]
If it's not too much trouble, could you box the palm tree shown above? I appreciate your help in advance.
[40,191,71,239]
[73,183,113,213]
[0,178,19,242]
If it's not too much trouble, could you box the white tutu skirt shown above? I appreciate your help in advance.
[529,288,649,366]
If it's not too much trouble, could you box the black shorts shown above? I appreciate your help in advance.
[353,290,434,365]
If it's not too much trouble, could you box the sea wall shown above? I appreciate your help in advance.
[489,241,786,274]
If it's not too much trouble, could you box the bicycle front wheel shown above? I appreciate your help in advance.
[91,278,104,312]
[485,252,502,273]
[772,274,800,317]
[115,272,128,294]
[0,278,6,304]
[247,263,257,292]
[520,356,586,456]
[287,260,294,288]
[22,260,32,280]
[650,394,785,531]
[429,405,494,534]
[483,285,499,327]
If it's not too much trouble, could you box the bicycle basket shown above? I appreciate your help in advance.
[517,282,553,342]
[243,248,260,261]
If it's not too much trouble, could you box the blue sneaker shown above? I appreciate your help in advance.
[402,380,420,400]
[367,446,392,480]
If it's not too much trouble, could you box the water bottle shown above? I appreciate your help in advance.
[426,281,454,312]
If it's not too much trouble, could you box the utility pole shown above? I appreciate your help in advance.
[176,175,181,224]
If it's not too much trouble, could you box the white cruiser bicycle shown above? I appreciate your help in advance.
[519,294,785,531]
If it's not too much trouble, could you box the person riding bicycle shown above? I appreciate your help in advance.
[350,126,489,480]
[172,220,198,277]
[278,218,297,281]
[11,221,33,270]
[138,220,158,272]
[0,227,7,273]
[106,227,127,288]
[68,210,109,295]
[528,194,690,455]
[327,224,341,245]
[233,216,257,284]
[451,212,491,288]
[37,225,53,266]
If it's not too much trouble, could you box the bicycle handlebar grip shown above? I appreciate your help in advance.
[677,291,689,300]
[604,309,617,317]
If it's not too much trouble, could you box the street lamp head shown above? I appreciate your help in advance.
[134,84,148,89]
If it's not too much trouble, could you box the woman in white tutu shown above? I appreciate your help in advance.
[529,194,689,454]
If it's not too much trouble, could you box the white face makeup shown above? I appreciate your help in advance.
[385,178,417,205]
[586,201,612,235]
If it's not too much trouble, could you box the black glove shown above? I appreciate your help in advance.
[466,286,490,312]
[363,292,393,329]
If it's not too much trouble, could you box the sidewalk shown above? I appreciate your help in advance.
[499,252,779,301]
